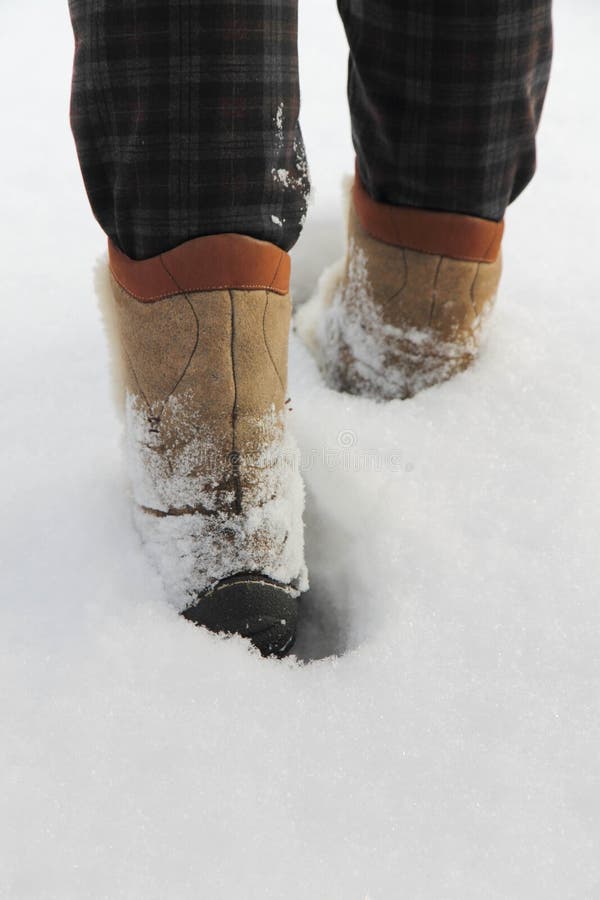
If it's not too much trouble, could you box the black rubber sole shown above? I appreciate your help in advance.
[181,574,299,658]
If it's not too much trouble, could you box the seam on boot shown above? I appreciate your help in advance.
[262,292,287,394]
[428,256,444,326]
[156,256,201,413]
[116,257,201,430]
[229,290,243,515]
[269,251,285,291]
[469,263,481,315]
[385,248,409,304]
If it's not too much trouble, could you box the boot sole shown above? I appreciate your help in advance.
[181,574,299,658]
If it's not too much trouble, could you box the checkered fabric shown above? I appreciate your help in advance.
[338,0,553,222]
[68,0,308,260]
[68,1,552,260]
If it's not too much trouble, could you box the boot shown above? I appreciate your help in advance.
[98,233,308,656]
[308,177,503,400]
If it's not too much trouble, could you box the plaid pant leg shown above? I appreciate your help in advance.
[68,0,309,260]
[337,0,553,221]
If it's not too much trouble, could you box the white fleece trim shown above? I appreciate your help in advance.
[95,255,127,419]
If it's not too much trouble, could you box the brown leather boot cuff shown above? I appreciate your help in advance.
[108,233,291,301]
[353,174,504,264]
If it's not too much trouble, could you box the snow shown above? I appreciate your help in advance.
[297,233,497,400]
[125,395,307,608]
[272,167,291,186]
[1,1,600,898]
[274,101,285,145]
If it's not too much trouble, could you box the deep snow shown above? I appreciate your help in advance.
[1,2,600,898]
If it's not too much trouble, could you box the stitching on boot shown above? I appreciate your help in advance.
[157,256,201,410]
[385,248,409,304]
[470,263,481,315]
[428,256,444,326]
[269,251,285,291]
[120,259,200,429]
[110,274,286,302]
[229,290,243,516]
[262,292,286,394]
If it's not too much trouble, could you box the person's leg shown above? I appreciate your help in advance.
[338,0,552,222]
[68,1,308,655]
[311,1,552,400]
[68,0,309,260]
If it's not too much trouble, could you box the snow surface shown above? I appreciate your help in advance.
[1,1,600,898]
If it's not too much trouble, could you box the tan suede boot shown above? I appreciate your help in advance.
[98,233,307,656]
[307,177,503,400]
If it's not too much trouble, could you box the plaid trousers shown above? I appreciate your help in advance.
[68,0,552,261]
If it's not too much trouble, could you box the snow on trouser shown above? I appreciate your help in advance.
[97,233,308,657]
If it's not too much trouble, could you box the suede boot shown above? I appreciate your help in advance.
[308,178,503,400]
[98,233,307,656]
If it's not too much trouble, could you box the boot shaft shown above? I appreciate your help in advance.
[100,234,307,608]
